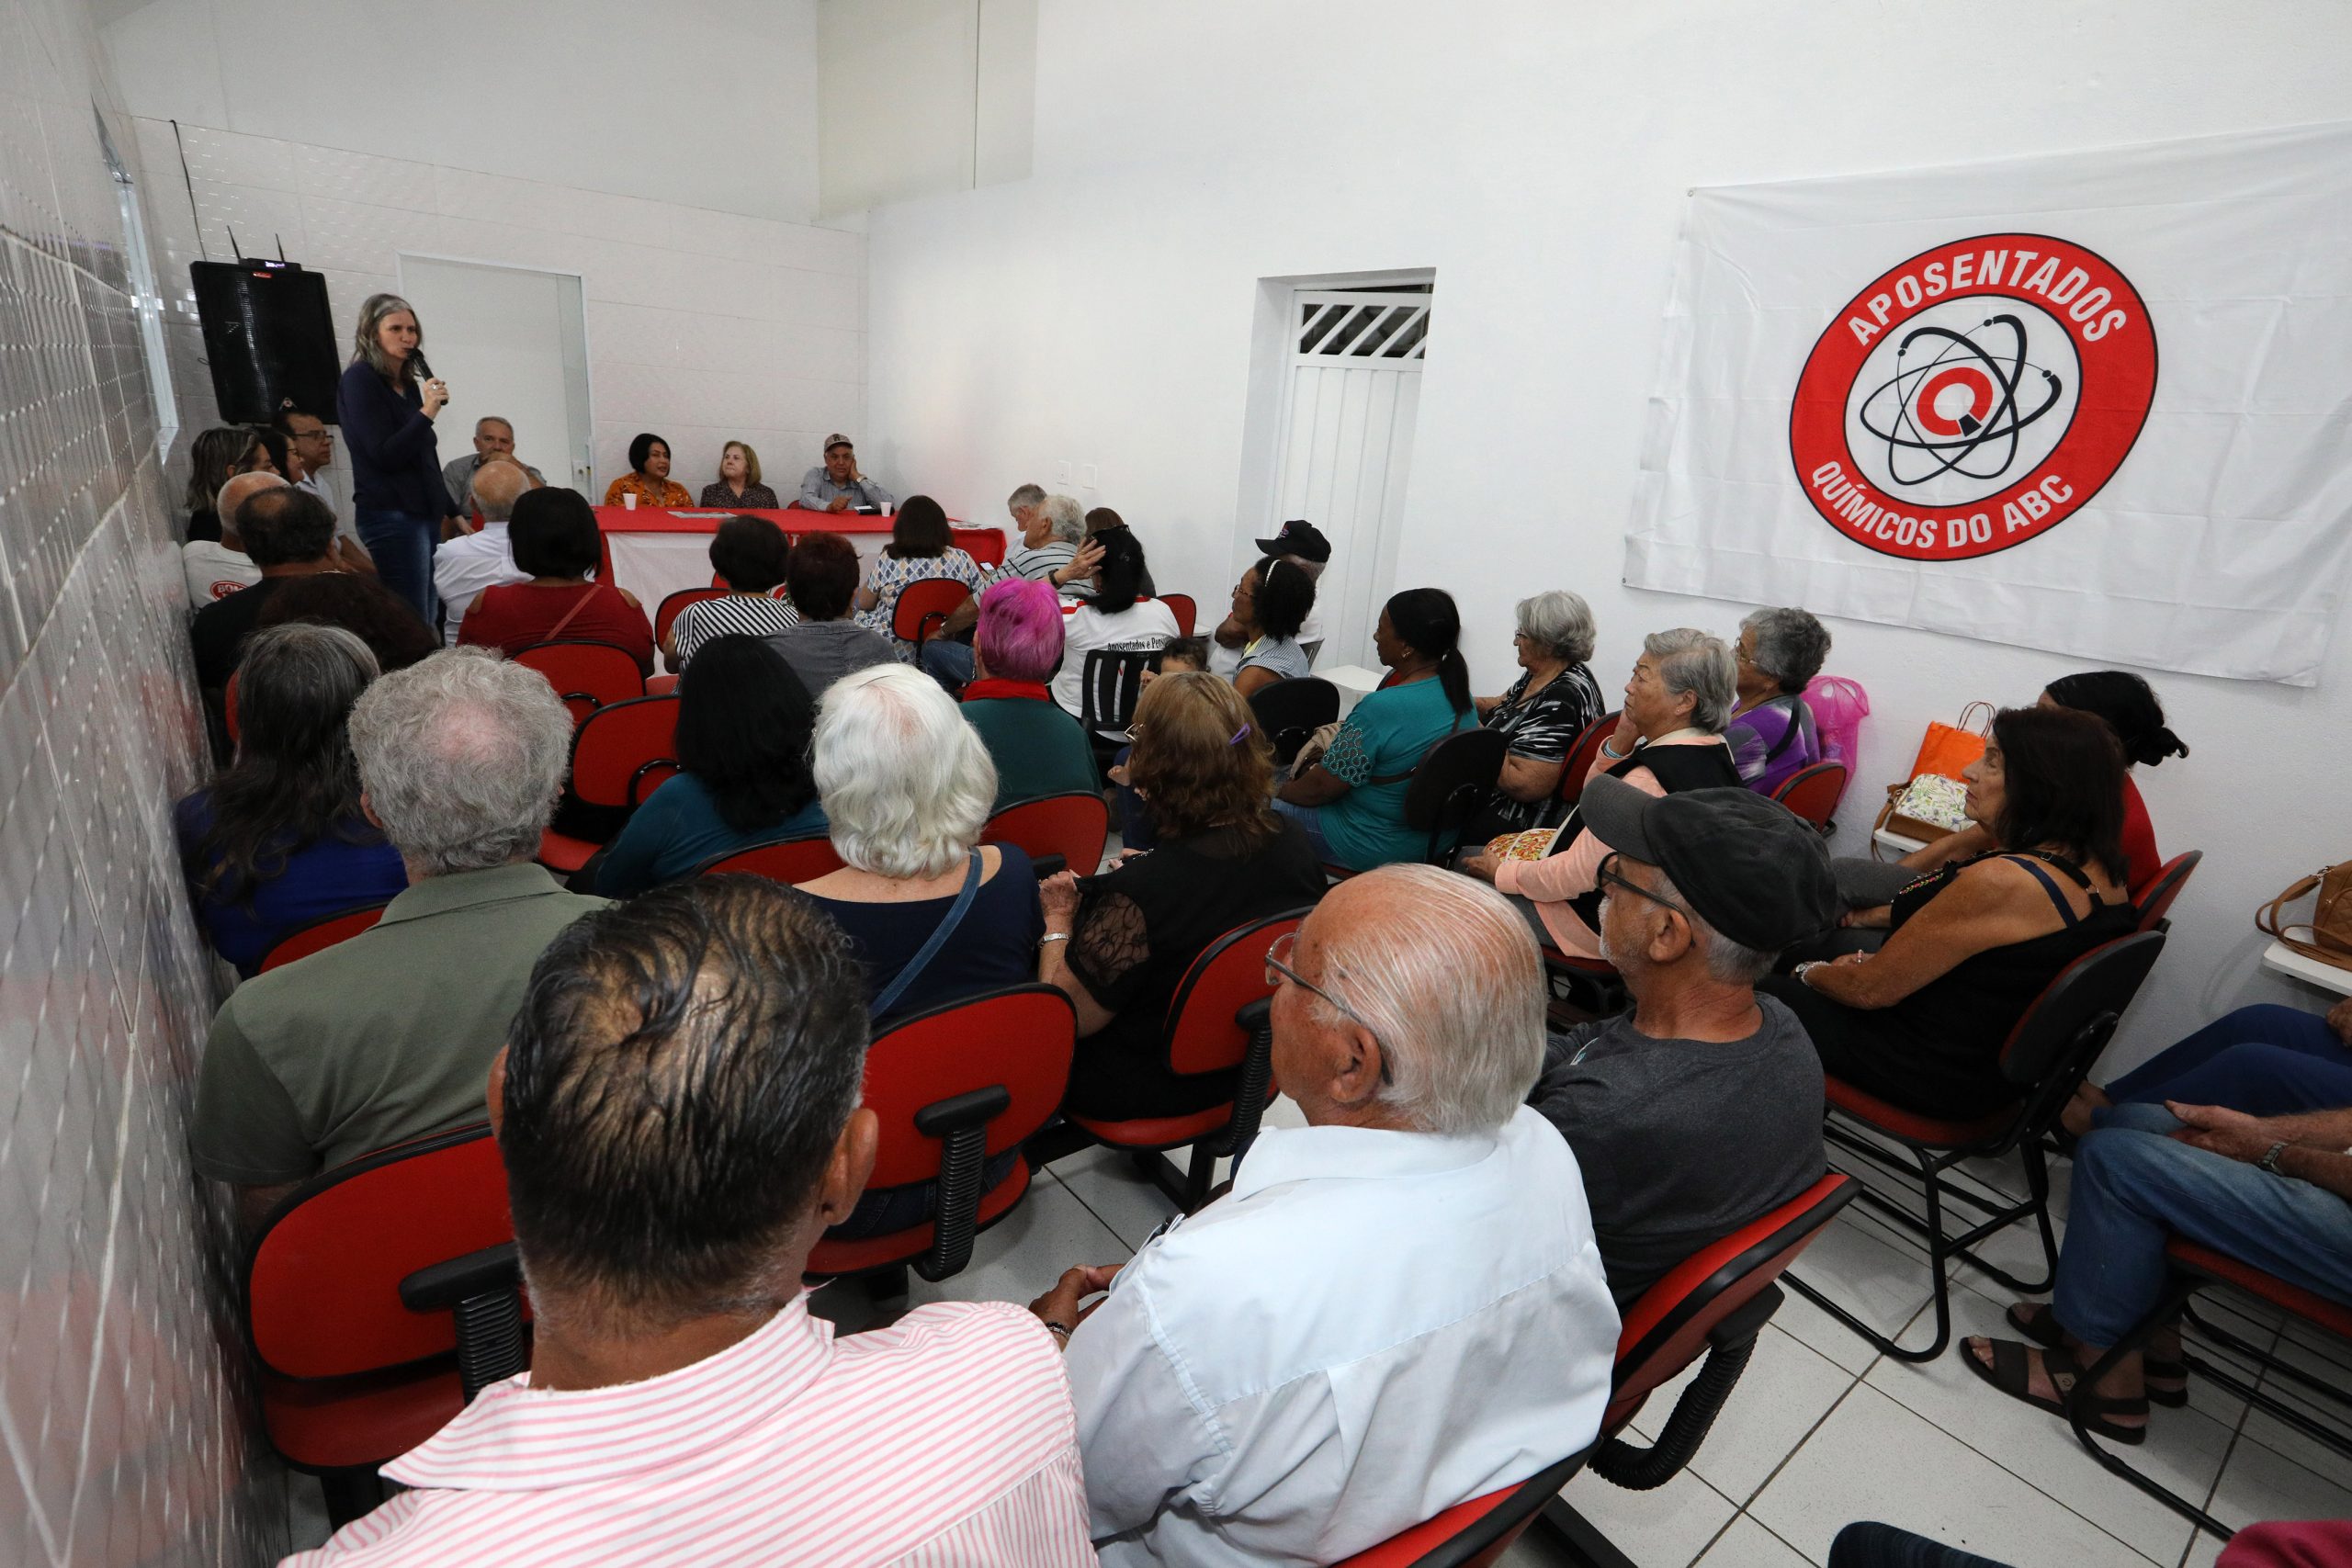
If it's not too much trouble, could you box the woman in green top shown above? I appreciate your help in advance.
[1274,587,1476,870]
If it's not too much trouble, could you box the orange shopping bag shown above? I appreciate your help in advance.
[1907,701,1993,782]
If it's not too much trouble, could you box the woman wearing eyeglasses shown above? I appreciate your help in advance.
[1038,673,1327,1121]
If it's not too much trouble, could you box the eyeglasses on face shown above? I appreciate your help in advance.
[1596,852,1690,920]
[1263,930,1392,1085]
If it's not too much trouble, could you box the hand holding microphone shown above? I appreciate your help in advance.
[412,346,451,417]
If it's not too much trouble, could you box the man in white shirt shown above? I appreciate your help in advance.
[181,471,271,608]
[288,876,1094,1568]
[429,458,535,645]
[1033,863,1617,1566]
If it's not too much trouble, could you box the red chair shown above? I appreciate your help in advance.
[1787,931,2167,1361]
[1160,592,1198,637]
[258,904,390,973]
[537,694,681,875]
[513,640,645,725]
[696,833,845,884]
[1771,760,1849,832]
[982,791,1111,878]
[891,579,973,664]
[1555,710,1621,810]
[808,986,1077,1285]
[653,586,728,648]
[243,1123,526,1526]
[2133,849,2201,932]
[1331,1451,1594,1568]
[1064,908,1312,1211]
[645,673,678,695]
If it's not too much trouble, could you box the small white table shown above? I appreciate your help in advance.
[1873,825,1929,857]
[2261,941,2352,998]
[1316,663,1385,720]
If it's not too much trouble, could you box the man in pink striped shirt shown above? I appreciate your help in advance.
[286,877,1093,1567]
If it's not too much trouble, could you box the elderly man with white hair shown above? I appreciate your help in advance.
[429,457,536,646]
[190,649,605,1225]
[1032,864,1615,1566]
[180,468,275,607]
[933,491,1102,667]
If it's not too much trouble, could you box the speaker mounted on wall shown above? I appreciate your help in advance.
[189,260,341,424]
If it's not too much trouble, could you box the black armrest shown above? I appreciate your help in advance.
[400,1242,522,1313]
[914,1085,1012,1139]
[1029,853,1068,879]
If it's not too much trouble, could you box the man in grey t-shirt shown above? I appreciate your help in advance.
[1528,776,1837,1306]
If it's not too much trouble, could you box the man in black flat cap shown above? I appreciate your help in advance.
[1212,518,1332,673]
[1527,776,1838,1307]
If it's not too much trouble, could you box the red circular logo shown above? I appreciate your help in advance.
[1788,233,2156,560]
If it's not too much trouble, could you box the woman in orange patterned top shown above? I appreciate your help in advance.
[602,431,693,509]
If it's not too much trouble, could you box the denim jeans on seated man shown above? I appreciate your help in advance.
[2098,1002,2352,1120]
[2054,1101,2352,1348]
[918,636,975,693]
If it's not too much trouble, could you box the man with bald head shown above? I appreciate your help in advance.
[191,476,346,688]
[442,416,545,517]
[431,457,537,645]
[180,469,277,607]
[1032,864,1616,1566]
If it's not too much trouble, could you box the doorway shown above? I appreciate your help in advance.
[395,256,594,495]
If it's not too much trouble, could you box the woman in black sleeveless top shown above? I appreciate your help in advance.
[1763,706,2136,1119]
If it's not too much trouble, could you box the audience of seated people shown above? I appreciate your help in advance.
[2064,998,2352,1136]
[1527,776,1833,1304]
[957,578,1099,811]
[456,487,654,676]
[594,637,827,897]
[698,438,780,510]
[999,488,1097,589]
[182,461,266,604]
[192,481,342,690]
[175,625,408,977]
[190,649,602,1225]
[438,414,546,518]
[1051,525,1181,729]
[1468,588,1607,840]
[429,457,535,645]
[1031,863,1616,1563]
[1216,555,1317,697]
[854,493,991,669]
[1038,672,1328,1122]
[1724,604,1833,796]
[663,513,799,671]
[1460,626,1741,955]
[764,530,898,694]
[799,433,895,513]
[287,876,1095,1565]
[1069,506,1158,600]
[1766,705,2136,1119]
[601,430,693,509]
[1213,518,1332,671]
[1273,587,1477,870]
[254,565,437,673]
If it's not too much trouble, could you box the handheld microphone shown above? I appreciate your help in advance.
[410,344,436,383]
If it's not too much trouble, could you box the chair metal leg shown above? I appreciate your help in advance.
[1532,1495,1640,1568]
[2069,1278,2234,1539]
[1787,1145,1954,1362]
[319,1467,385,1529]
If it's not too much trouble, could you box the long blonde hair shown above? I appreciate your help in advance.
[352,293,422,382]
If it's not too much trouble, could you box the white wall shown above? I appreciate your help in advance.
[133,116,866,508]
[99,0,821,223]
[817,0,1037,216]
[864,0,2352,1062]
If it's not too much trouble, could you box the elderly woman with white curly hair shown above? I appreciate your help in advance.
[1468,588,1606,839]
[1460,627,1742,962]
[1724,604,1833,798]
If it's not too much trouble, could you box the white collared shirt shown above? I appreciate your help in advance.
[283,1295,1095,1567]
[432,522,530,645]
[1064,1105,1617,1567]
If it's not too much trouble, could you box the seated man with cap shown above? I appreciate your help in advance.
[1527,776,1835,1307]
[1214,518,1331,673]
[798,434,895,513]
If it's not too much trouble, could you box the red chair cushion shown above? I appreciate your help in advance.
[807,1161,1032,1276]
[567,695,680,809]
[1329,1485,1515,1567]
[536,829,598,875]
[259,905,388,973]
[259,1364,466,1472]
[700,836,844,883]
[2169,1239,2352,1340]
[1069,1105,1235,1151]
[860,989,1076,1188]
[982,793,1110,878]
[1824,1075,2017,1148]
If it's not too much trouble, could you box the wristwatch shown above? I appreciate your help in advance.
[2259,1141,2290,1175]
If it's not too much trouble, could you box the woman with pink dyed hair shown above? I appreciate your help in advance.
[959,578,1098,810]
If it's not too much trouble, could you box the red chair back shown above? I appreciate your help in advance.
[654,587,728,647]
[982,791,1110,876]
[892,578,973,647]
[514,640,645,724]
[698,833,845,883]
[244,1124,513,1382]
[225,669,242,742]
[857,986,1078,1188]
[1329,1450,1594,1568]
[1557,710,1620,808]
[1605,1173,1856,1436]
[2134,850,2201,932]
[1160,592,1198,637]
[567,694,680,810]
[1167,909,1310,1076]
[259,904,390,973]
[1771,760,1849,830]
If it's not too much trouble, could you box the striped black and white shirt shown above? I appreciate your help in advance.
[670,593,802,669]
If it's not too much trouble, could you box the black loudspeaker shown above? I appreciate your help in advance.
[189,260,342,423]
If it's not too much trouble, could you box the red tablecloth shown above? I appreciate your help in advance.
[593,505,1004,567]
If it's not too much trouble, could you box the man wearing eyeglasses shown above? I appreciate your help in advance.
[1027,863,1616,1567]
[1527,775,1837,1308]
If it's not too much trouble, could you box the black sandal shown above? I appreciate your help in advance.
[1964,1337,2149,1445]
[2006,1303,2188,1407]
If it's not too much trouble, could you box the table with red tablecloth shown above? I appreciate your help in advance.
[594,506,1004,614]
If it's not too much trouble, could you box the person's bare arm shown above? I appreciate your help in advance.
[1797,859,2054,1010]
[1212,613,1247,649]
[1902,822,1995,872]
[1233,663,1281,699]
[2170,1103,2352,1202]
[333,536,377,575]
[1038,873,1118,1036]
[1497,752,1566,804]
[1278,763,1351,807]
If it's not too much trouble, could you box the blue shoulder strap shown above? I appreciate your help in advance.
[871,849,987,1017]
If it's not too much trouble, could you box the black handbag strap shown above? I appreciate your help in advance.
[871,850,986,1017]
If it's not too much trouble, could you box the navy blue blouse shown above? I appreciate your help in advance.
[334,361,448,519]
[175,791,410,976]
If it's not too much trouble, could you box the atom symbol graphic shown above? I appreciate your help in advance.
[1856,314,2066,487]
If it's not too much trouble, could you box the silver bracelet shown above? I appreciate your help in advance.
[1041,932,1070,945]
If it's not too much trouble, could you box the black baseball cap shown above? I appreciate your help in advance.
[1577,776,1836,953]
[1254,519,1331,563]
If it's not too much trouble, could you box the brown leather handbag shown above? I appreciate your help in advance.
[2258,863,2352,970]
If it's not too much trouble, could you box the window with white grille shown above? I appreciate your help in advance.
[1295,285,1431,362]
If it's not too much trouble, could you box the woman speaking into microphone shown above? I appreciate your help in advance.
[336,293,460,623]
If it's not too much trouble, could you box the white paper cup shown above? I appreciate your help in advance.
[621,492,638,511]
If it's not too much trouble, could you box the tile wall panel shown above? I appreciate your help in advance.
[1,0,286,1563]
[131,117,869,510]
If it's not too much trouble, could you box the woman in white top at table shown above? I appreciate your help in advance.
[1052,526,1180,729]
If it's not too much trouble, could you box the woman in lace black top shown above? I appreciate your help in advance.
[1038,673,1327,1119]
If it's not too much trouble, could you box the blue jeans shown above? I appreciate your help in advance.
[1271,796,1337,863]
[356,507,440,627]
[2052,1102,2352,1346]
[918,637,974,692]
[1830,1524,2011,1568]
[2101,1003,2352,1118]
[1111,744,1157,852]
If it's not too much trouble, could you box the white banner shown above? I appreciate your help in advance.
[1624,122,2352,686]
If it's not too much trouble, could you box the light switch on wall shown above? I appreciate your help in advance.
[1080,463,1099,489]
[1056,459,1073,484]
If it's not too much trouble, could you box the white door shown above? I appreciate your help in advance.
[395,256,594,496]
[1269,286,1430,668]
